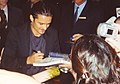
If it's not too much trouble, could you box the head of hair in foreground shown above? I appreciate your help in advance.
[30,2,53,19]
[71,34,120,84]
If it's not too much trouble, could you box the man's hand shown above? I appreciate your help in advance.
[27,51,44,64]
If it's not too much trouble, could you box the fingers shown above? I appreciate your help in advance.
[36,51,44,56]
[29,51,44,63]
[34,51,44,61]
[27,50,45,64]
[72,34,83,41]
[32,51,44,56]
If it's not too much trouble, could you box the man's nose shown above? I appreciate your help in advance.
[43,24,49,30]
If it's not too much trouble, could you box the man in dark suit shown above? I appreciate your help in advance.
[0,0,24,28]
[59,0,106,54]
[0,0,24,56]
[1,2,60,76]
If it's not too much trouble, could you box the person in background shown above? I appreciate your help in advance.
[0,0,24,27]
[59,0,106,54]
[0,0,24,57]
[0,9,7,63]
[58,1,106,83]
[1,2,60,78]
[71,34,120,84]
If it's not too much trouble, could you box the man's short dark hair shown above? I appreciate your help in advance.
[31,2,53,19]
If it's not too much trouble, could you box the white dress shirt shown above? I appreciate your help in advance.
[74,0,87,21]
[2,5,8,22]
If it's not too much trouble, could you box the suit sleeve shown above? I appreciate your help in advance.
[1,27,26,72]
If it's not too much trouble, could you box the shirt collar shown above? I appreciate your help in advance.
[74,0,87,13]
[2,5,8,21]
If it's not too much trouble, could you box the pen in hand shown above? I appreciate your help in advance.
[33,50,38,53]
[27,50,44,64]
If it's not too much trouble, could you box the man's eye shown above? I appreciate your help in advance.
[39,23,44,25]
[47,23,50,25]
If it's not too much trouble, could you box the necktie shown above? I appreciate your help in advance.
[0,9,7,28]
[0,9,6,20]
[74,6,79,23]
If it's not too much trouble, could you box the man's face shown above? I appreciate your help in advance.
[0,0,8,7]
[74,0,85,5]
[30,14,52,36]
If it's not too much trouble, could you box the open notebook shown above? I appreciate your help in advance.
[33,52,71,66]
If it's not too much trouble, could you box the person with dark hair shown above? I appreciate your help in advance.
[71,34,120,84]
[1,2,60,77]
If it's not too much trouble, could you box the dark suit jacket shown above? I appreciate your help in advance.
[0,5,24,54]
[8,5,24,28]
[1,23,60,75]
[59,0,106,54]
